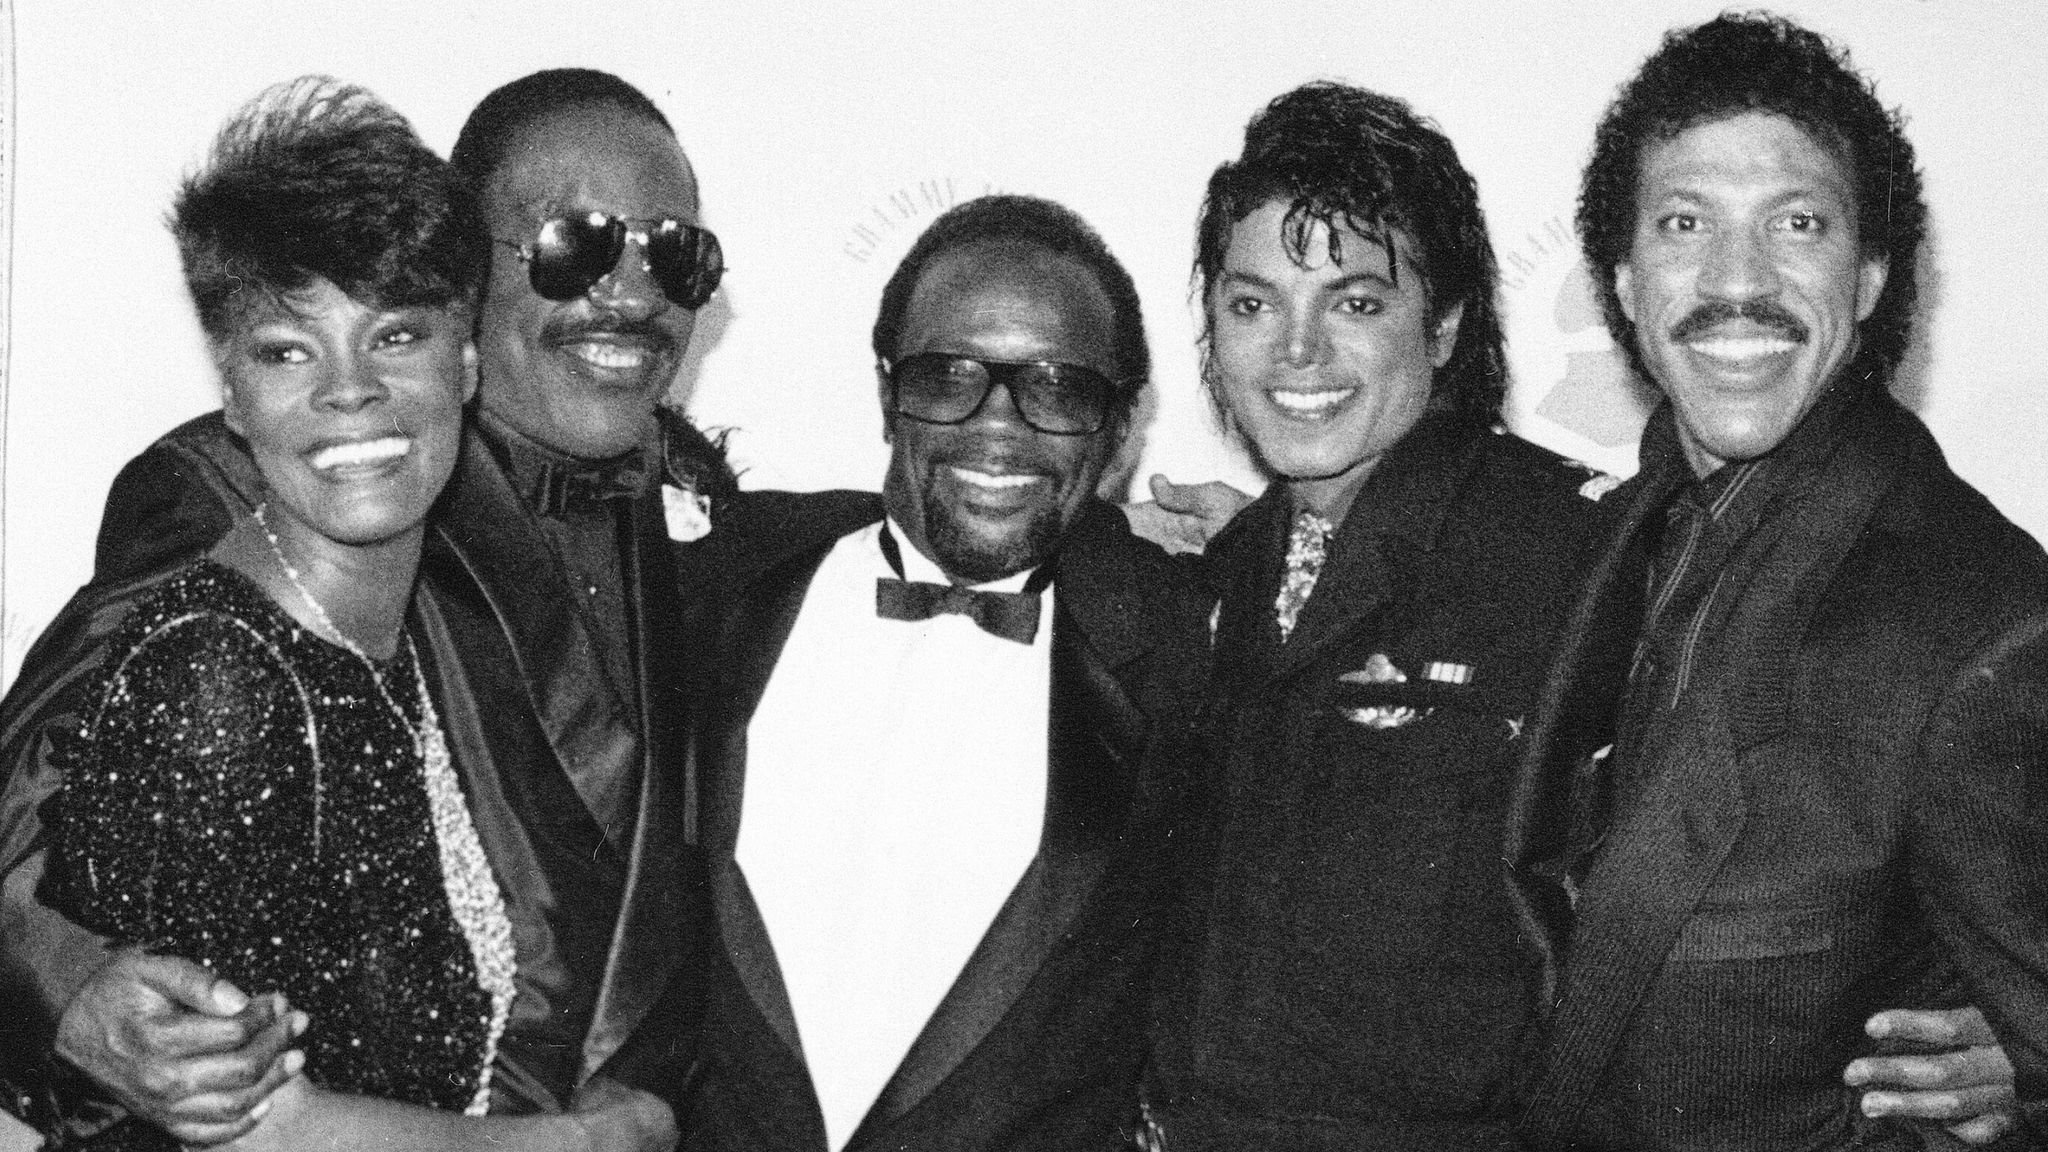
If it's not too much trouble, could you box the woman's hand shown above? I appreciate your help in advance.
[57,951,303,1147]
[202,1071,676,1152]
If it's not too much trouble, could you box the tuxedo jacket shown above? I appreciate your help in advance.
[0,408,724,1123]
[1509,393,2048,1149]
[1146,419,1614,1151]
[677,492,1212,1152]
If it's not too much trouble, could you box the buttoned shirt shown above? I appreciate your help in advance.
[1618,385,1861,776]
[736,520,1052,1148]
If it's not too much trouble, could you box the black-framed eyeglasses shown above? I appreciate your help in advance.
[883,352,1125,436]
[497,212,725,309]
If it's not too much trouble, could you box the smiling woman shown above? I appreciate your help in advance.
[20,77,661,1152]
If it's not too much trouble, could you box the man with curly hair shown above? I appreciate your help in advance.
[1511,13,2048,1147]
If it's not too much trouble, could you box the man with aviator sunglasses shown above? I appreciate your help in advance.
[505,210,723,312]
[1,68,731,1149]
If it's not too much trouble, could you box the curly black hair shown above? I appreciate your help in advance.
[871,194,1149,422]
[171,76,487,341]
[1195,81,1506,432]
[1578,11,1924,386]
[449,68,674,196]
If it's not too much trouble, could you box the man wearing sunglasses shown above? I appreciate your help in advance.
[0,69,726,1149]
[676,193,1208,1151]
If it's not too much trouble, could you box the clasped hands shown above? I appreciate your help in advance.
[55,949,675,1150]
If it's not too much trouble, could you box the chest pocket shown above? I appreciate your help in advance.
[1305,668,1523,811]
[1669,904,1835,961]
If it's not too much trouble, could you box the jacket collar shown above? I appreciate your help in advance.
[1210,414,1484,681]
[431,423,643,839]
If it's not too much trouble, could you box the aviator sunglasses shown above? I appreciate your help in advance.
[883,352,1126,436]
[499,212,725,309]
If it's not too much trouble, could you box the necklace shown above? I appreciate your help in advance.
[250,501,517,1114]
[250,501,410,718]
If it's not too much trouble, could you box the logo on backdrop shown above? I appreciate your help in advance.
[842,176,1000,266]
[1499,213,1659,475]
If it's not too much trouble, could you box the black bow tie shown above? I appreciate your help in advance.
[530,456,653,517]
[873,527,1049,645]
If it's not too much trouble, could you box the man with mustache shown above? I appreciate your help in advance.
[1510,14,2048,1146]
[1,68,727,1148]
[676,193,1208,1151]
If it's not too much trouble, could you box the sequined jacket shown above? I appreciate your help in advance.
[0,407,733,1134]
[39,562,504,1150]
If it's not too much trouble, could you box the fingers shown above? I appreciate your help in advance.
[1148,475,1254,521]
[161,1080,279,1147]
[57,957,308,1135]
[1944,1112,2020,1146]
[130,952,251,1017]
[1859,1082,2012,1122]
[1147,473,1193,511]
[106,999,271,1072]
[1846,1045,2013,1092]
[160,1048,303,1146]
[1865,1005,1998,1049]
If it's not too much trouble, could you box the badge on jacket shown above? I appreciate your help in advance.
[1334,653,1474,729]
[663,482,713,542]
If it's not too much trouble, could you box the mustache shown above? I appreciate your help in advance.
[1669,300,1809,345]
[541,312,678,352]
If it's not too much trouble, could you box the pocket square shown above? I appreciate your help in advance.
[1333,654,1481,728]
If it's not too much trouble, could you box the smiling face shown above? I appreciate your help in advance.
[1616,112,1888,476]
[1206,200,1461,520]
[476,103,699,459]
[880,241,1121,584]
[219,278,475,552]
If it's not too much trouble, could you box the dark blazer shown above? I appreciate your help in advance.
[1510,393,2048,1150]
[0,408,725,1123]
[678,492,1211,1152]
[1146,419,1614,1152]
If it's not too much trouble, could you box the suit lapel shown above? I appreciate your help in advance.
[580,491,702,1079]
[433,428,641,843]
[851,502,1157,1140]
[1523,688,1747,1121]
[697,495,888,1080]
[1504,466,1670,1012]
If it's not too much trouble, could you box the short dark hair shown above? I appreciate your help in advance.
[171,76,487,341]
[450,68,674,195]
[1195,81,1506,432]
[871,194,1149,421]
[1579,11,1925,385]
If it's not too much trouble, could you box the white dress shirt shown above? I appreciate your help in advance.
[736,520,1051,1148]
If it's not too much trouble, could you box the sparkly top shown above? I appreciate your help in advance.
[1273,510,1334,641]
[46,561,498,1122]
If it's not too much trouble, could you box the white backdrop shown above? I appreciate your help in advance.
[3,0,2045,684]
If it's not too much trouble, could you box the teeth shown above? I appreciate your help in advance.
[1687,336,1797,362]
[569,342,649,370]
[1270,388,1355,414]
[310,437,410,471]
[949,466,1040,490]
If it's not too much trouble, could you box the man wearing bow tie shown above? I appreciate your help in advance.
[676,194,1210,1152]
